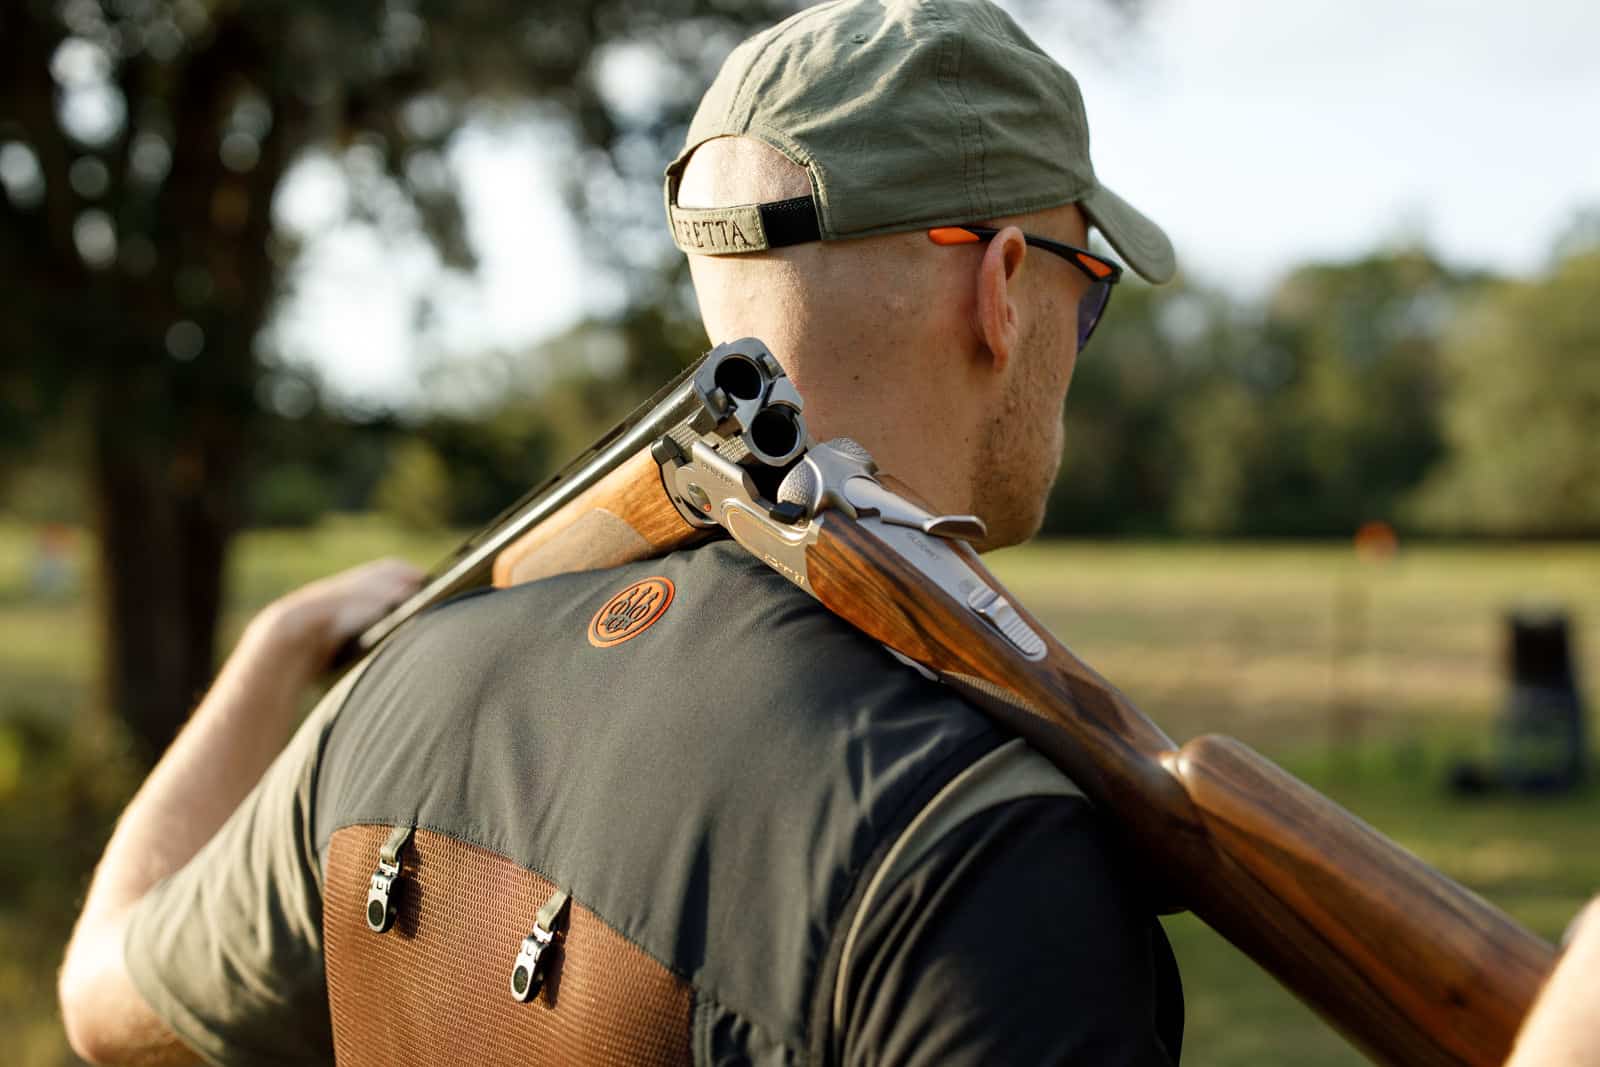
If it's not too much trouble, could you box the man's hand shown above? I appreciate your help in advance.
[1505,897,1600,1066]
[58,558,424,1065]
[253,557,428,681]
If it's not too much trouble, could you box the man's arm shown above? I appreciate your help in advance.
[58,559,423,1066]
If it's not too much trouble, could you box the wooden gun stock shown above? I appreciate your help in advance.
[802,515,1554,1067]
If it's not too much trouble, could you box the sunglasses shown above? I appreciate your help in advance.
[928,226,1122,352]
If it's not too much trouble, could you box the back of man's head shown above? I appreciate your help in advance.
[666,0,1177,544]
[675,136,950,383]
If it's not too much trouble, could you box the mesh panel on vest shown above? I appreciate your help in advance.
[325,825,693,1066]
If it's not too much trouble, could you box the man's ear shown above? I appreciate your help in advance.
[973,226,1027,373]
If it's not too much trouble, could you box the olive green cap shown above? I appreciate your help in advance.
[664,0,1175,283]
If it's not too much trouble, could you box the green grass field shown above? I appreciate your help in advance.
[1,518,1596,1065]
[988,539,1600,1064]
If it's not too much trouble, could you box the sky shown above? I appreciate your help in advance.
[1028,0,1600,290]
[270,0,1600,409]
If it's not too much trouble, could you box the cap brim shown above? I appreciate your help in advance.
[1080,184,1176,284]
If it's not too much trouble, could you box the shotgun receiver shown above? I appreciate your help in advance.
[357,338,1554,1065]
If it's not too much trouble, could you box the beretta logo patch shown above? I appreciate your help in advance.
[588,577,675,648]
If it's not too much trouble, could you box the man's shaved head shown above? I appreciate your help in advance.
[675,136,950,370]
[675,135,1092,549]
[676,136,812,209]
[660,0,1174,546]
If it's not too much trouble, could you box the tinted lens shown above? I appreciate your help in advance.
[1077,279,1112,350]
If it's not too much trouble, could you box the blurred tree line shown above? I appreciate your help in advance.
[202,230,1600,543]
[0,0,1594,762]
[16,229,1590,544]
[1046,230,1600,539]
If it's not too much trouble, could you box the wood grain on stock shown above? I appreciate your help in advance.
[1171,736,1552,1066]
[492,448,705,588]
[803,515,1554,1067]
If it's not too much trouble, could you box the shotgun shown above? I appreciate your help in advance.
[354,338,1554,1066]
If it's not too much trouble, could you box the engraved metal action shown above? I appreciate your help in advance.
[653,338,1046,662]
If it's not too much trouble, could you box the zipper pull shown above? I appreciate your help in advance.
[509,887,570,1001]
[365,824,414,933]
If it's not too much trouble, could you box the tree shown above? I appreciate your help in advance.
[1045,280,1237,535]
[0,0,793,760]
[1409,247,1600,536]
[1172,250,1472,536]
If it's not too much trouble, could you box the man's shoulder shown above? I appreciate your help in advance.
[405,538,809,646]
[395,537,972,711]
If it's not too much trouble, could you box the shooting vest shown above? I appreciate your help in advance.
[314,541,1089,1065]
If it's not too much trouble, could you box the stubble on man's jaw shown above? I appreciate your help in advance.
[970,399,1055,551]
[969,310,1071,551]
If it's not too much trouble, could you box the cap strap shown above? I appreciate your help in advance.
[667,195,821,256]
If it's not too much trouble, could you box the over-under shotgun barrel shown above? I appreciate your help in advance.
[347,360,708,660]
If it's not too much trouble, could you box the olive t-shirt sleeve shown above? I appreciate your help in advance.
[836,794,1184,1066]
[122,664,367,1067]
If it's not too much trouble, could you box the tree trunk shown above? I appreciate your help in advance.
[90,373,240,763]
[76,12,285,763]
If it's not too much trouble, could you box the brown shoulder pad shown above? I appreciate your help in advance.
[325,824,693,1066]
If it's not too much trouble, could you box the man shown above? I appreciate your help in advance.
[61,0,1184,1063]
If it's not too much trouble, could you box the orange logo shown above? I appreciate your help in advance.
[587,577,675,648]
